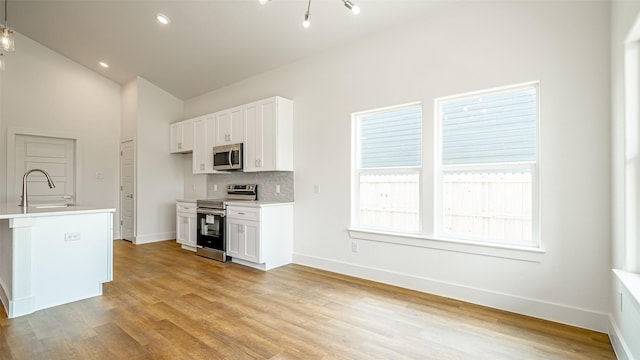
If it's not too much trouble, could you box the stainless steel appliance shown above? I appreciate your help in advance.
[212,143,243,171]
[196,184,258,262]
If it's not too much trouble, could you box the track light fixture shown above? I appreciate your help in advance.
[258,0,359,28]
[0,0,14,52]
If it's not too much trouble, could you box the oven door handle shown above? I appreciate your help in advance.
[197,209,226,216]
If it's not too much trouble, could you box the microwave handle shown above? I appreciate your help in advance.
[228,150,233,167]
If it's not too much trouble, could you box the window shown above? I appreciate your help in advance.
[352,104,422,233]
[436,83,539,248]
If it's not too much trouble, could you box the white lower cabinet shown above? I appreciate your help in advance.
[226,203,293,271]
[176,201,197,251]
[227,218,260,263]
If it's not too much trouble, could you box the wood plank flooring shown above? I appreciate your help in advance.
[0,240,615,359]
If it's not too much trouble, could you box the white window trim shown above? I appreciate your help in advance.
[433,81,542,250]
[347,228,545,263]
[350,102,423,235]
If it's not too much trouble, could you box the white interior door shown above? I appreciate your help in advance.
[13,134,76,206]
[120,140,135,242]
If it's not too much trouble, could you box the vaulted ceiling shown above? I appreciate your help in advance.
[8,0,440,100]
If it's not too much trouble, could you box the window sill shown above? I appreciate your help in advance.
[347,228,545,263]
[613,269,640,306]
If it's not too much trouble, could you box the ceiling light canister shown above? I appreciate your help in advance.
[258,0,271,5]
[99,61,109,69]
[156,13,170,25]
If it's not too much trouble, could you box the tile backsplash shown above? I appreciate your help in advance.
[207,171,294,202]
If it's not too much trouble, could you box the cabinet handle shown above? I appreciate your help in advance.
[200,164,205,170]
[238,212,245,215]
[178,142,182,149]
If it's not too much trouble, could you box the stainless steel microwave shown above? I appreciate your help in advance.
[212,143,243,171]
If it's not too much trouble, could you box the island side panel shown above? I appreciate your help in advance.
[0,219,13,315]
[31,212,113,312]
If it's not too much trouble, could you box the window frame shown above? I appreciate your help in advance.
[433,82,541,249]
[351,102,424,235]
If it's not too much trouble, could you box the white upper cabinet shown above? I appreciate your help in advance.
[244,96,293,172]
[170,119,194,153]
[173,96,293,174]
[214,106,244,146]
[192,114,216,174]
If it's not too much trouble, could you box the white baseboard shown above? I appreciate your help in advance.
[134,232,175,245]
[610,314,634,360]
[293,253,609,333]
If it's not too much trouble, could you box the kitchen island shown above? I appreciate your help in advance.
[0,205,115,318]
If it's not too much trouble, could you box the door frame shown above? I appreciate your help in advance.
[120,139,136,242]
[6,127,81,209]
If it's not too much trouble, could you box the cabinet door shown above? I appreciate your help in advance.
[182,121,194,152]
[244,101,264,172]
[226,218,261,263]
[244,97,292,172]
[242,221,261,263]
[229,106,244,144]
[176,213,189,245]
[170,123,183,153]
[186,212,197,247]
[215,106,244,146]
[193,115,216,174]
[193,117,208,173]
[214,111,230,146]
[227,219,242,258]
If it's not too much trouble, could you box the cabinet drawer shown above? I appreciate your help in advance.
[227,207,260,221]
[176,202,197,213]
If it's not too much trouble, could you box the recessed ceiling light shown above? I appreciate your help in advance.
[156,13,170,25]
[99,61,109,69]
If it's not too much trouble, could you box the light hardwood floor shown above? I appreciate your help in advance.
[0,240,615,359]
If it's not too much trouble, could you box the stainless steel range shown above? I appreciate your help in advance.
[196,184,258,262]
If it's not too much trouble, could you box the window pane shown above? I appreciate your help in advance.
[442,168,533,246]
[359,170,420,232]
[359,107,422,168]
[441,88,537,165]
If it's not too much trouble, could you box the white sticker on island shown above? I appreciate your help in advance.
[64,232,81,241]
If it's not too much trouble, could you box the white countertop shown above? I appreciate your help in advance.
[0,205,116,220]
[226,200,294,207]
[177,199,198,203]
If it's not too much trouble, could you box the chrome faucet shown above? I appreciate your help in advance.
[20,169,56,213]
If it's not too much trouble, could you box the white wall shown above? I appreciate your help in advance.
[184,2,611,331]
[0,32,121,236]
[122,77,184,244]
[610,2,640,359]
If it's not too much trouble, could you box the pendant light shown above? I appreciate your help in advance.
[1,0,14,52]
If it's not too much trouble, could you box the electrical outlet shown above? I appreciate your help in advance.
[213,184,218,191]
[351,240,359,253]
[314,184,320,194]
[276,184,281,193]
[65,232,81,242]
